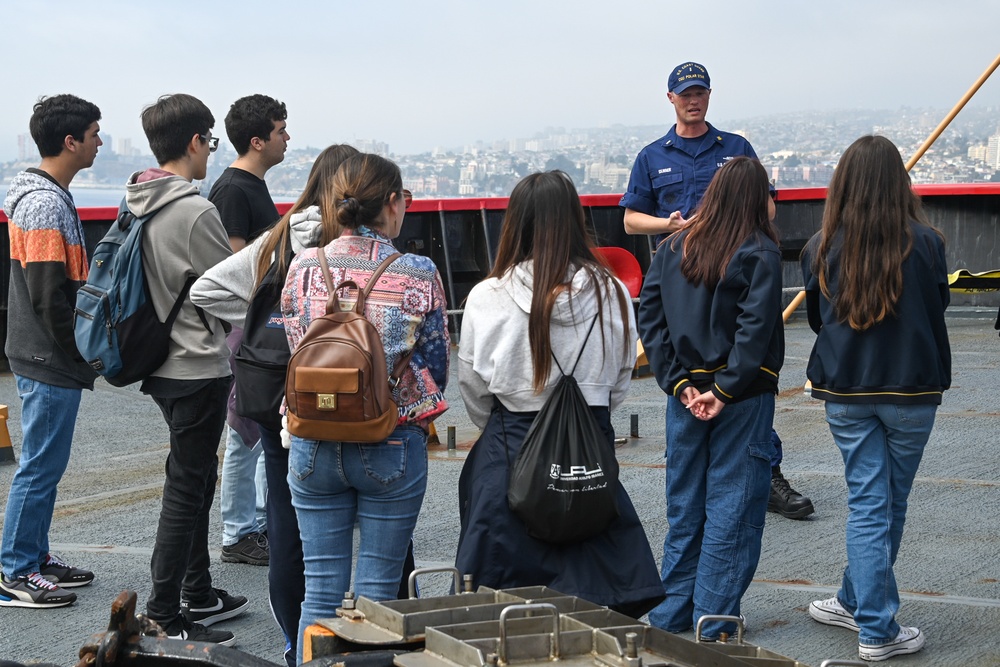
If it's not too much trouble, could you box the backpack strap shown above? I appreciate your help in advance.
[363,252,403,297]
[360,253,417,385]
[121,195,214,335]
[116,198,136,232]
[171,276,199,327]
[551,313,600,378]
[315,249,414,386]
[316,249,401,313]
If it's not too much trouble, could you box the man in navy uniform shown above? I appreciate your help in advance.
[621,61,814,519]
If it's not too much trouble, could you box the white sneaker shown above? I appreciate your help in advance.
[859,626,925,662]
[809,596,860,632]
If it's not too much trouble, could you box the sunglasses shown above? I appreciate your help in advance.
[403,189,413,209]
[200,135,219,153]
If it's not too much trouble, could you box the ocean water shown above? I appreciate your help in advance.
[0,185,127,209]
[70,187,128,208]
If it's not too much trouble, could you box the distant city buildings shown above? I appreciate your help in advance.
[585,160,630,190]
[353,139,389,156]
[115,137,142,158]
[984,132,1000,170]
[5,108,1000,195]
[16,134,38,162]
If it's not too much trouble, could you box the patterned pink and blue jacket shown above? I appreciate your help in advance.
[281,226,450,430]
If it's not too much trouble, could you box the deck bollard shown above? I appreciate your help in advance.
[0,405,14,465]
[630,413,639,438]
[447,425,456,450]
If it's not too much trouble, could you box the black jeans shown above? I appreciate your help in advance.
[258,425,304,663]
[146,376,232,622]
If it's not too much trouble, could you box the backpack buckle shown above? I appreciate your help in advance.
[316,394,337,411]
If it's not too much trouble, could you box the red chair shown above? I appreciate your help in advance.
[593,246,649,376]
[594,246,643,298]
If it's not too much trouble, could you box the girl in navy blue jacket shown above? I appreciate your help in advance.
[638,157,783,640]
[801,135,949,662]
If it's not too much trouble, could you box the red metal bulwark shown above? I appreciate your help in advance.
[2,185,999,223]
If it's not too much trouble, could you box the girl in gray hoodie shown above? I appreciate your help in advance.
[190,144,358,666]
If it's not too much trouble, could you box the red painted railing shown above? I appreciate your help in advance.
[4,184,1000,223]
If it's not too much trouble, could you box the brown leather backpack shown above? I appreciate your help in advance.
[284,250,412,442]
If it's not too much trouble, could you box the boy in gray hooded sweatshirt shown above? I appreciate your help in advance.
[127,94,246,646]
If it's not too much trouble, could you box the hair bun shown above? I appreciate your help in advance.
[337,195,362,227]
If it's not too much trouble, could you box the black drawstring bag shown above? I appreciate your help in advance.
[506,315,620,544]
[234,245,294,433]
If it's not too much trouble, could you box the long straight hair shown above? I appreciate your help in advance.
[489,171,630,392]
[253,144,360,290]
[674,157,778,289]
[813,135,939,331]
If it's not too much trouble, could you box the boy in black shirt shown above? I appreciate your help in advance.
[208,95,289,569]
[210,94,288,250]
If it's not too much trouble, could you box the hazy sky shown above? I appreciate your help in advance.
[3,0,1000,161]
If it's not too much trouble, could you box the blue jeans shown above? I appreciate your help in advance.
[825,402,936,645]
[649,393,775,639]
[1,376,82,579]
[288,425,428,664]
[770,429,783,469]
[220,426,267,545]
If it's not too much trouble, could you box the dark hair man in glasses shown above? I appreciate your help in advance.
[620,63,814,523]
[126,93,246,645]
[1,94,102,610]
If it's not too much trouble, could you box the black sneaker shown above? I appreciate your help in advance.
[0,572,77,608]
[220,532,269,566]
[40,553,95,588]
[181,588,249,627]
[162,613,236,646]
[767,466,815,519]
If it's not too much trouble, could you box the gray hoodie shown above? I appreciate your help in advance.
[126,169,232,380]
[458,261,637,429]
[190,204,326,327]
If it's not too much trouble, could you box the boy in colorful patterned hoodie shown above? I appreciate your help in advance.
[1,94,102,609]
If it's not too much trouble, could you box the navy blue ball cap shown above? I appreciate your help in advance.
[668,62,711,93]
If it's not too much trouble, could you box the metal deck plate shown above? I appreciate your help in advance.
[313,585,802,666]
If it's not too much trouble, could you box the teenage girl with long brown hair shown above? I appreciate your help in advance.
[456,170,663,617]
[802,135,949,662]
[638,156,783,640]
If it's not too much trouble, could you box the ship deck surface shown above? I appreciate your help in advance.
[1,314,998,666]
